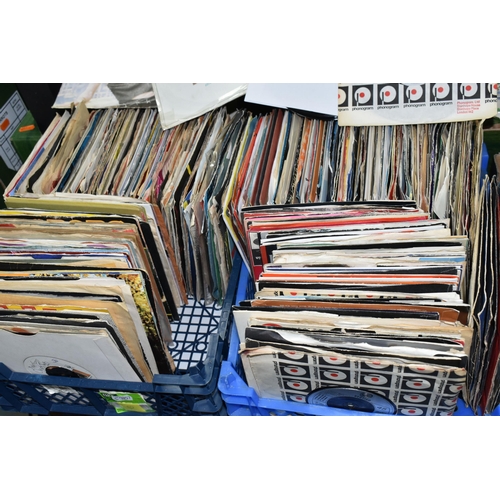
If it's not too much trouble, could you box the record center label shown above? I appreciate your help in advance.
[24,356,93,378]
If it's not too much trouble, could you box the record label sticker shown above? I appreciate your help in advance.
[99,391,154,414]
[24,356,93,378]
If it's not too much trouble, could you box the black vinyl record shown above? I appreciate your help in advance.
[306,387,397,414]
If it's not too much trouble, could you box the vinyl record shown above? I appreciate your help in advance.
[306,387,397,414]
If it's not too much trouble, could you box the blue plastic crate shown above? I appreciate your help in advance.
[218,261,500,416]
[0,255,243,416]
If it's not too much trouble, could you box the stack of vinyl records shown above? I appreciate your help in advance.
[5,103,483,306]
[234,201,474,415]
[0,209,177,382]
[1,96,490,412]
[466,175,500,414]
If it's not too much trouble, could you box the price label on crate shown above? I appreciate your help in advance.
[99,391,154,414]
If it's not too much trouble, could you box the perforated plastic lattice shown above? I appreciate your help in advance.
[156,393,197,415]
[35,385,92,406]
[5,382,37,406]
[169,299,222,372]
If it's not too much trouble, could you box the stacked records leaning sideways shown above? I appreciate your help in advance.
[234,201,473,415]
[466,175,500,414]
